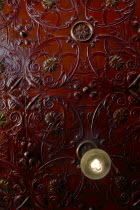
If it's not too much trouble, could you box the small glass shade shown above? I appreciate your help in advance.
[80,149,111,180]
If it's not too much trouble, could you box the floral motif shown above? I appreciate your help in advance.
[0,0,4,11]
[71,21,94,42]
[45,111,60,126]
[43,57,58,73]
[109,55,124,70]
[0,112,6,127]
[114,175,129,190]
[48,179,65,193]
[0,61,5,74]
[0,179,11,194]
[74,24,90,39]
[42,0,57,9]
[106,0,120,7]
[0,0,139,209]
[113,108,128,124]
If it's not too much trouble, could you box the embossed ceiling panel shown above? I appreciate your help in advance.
[0,0,140,209]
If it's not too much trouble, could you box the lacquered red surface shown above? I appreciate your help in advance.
[0,0,140,209]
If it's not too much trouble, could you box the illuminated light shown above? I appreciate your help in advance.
[90,159,103,173]
[80,149,111,180]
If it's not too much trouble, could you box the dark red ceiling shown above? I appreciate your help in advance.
[0,0,139,209]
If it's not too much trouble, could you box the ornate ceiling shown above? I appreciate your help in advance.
[0,0,139,209]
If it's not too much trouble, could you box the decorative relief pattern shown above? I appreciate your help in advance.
[71,21,94,42]
[43,57,58,73]
[0,0,4,11]
[45,111,60,126]
[48,179,65,193]
[0,0,139,209]
[114,175,129,190]
[0,61,5,74]
[42,0,57,9]
[26,0,78,29]
[0,112,6,127]
[77,140,95,159]
[106,0,120,7]
[84,0,135,27]
[113,108,128,124]
[109,56,124,70]
[0,180,11,194]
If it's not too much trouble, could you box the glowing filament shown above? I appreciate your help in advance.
[90,159,103,172]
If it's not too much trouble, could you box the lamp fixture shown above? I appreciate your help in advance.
[80,149,111,180]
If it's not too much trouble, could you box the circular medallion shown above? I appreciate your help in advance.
[71,21,94,42]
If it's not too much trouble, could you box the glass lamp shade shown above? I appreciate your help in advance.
[80,149,111,180]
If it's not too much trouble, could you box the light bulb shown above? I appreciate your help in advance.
[80,149,111,180]
[90,159,103,173]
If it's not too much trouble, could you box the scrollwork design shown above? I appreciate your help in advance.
[26,0,78,29]
[84,0,136,28]
[32,157,84,208]
[0,0,139,209]
[28,37,80,88]
[0,0,20,30]
[0,160,26,209]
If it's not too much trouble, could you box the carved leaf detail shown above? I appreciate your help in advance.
[106,0,120,7]
[31,76,42,85]
[8,99,19,110]
[7,77,22,89]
